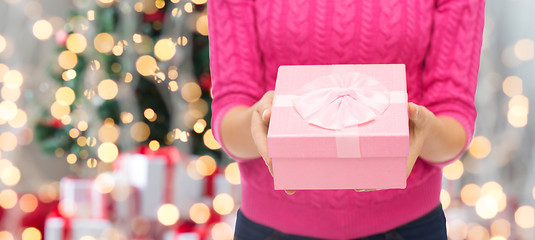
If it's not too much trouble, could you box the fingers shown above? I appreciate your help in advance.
[285,190,296,195]
[408,102,420,121]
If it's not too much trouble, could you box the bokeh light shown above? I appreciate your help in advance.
[211,222,233,240]
[440,189,451,210]
[181,82,202,103]
[502,75,522,97]
[0,231,14,240]
[55,86,76,106]
[224,162,241,185]
[0,35,6,53]
[189,202,210,224]
[0,189,18,209]
[97,79,119,100]
[94,172,115,194]
[130,122,150,142]
[21,227,41,240]
[475,196,498,219]
[196,155,216,176]
[136,55,158,76]
[157,204,179,226]
[66,33,87,53]
[213,193,234,215]
[19,194,38,213]
[196,15,208,36]
[461,184,481,206]
[515,205,535,229]
[98,142,119,163]
[1,165,21,186]
[94,32,114,53]
[58,50,78,69]
[514,38,534,61]
[443,159,464,180]
[491,218,511,239]
[468,136,491,159]
[204,129,221,150]
[154,38,176,61]
[32,20,53,40]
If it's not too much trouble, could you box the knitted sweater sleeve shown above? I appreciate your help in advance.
[207,0,264,157]
[420,0,485,166]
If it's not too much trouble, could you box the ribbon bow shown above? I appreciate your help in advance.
[292,71,390,130]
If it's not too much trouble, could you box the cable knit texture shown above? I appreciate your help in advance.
[208,0,484,239]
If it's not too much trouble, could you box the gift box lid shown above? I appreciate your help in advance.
[267,64,409,159]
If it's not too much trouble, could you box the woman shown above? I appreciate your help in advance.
[207,0,484,239]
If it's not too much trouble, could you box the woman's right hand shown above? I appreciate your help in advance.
[250,91,295,195]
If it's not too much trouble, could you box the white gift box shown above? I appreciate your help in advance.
[114,153,204,220]
[59,177,107,219]
[44,217,112,240]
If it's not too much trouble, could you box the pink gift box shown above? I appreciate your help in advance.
[267,64,409,190]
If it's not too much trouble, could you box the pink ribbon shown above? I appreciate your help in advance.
[292,71,390,130]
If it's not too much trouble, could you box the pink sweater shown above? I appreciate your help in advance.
[207,0,484,239]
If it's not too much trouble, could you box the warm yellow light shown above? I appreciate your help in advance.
[508,106,528,128]
[3,70,23,88]
[154,38,176,61]
[514,38,534,61]
[77,136,87,146]
[168,81,179,92]
[87,158,97,168]
[98,123,119,143]
[69,128,80,138]
[65,69,77,80]
[66,33,87,53]
[78,121,88,131]
[171,8,182,18]
[468,136,491,159]
[0,35,6,54]
[467,224,489,240]
[121,112,134,124]
[0,231,14,240]
[97,79,119,100]
[149,140,160,151]
[442,159,463,180]
[0,100,18,121]
[193,119,206,133]
[19,194,38,213]
[204,129,221,150]
[515,205,535,229]
[90,60,101,71]
[491,218,511,239]
[178,36,188,46]
[184,2,193,13]
[1,165,21,186]
[136,55,158,76]
[509,95,529,109]
[8,109,27,128]
[1,86,20,102]
[130,122,150,142]
[213,193,234,215]
[186,161,203,180]
[0,189,18,209]
[490,236,507,240]
[440,189,450,210]
[155,0,165,8]
[191,0,207,4]
[460,184,481,206]
[58,50,78,69]
[66,153,77,164]
[475,196,498,219]
[32,20,53,40]
[224,162,241,185]
[196,155,217,176]
[98,142,119,163]
[55,87,76,106]
[181,82,201,103]
[502,75,522,97]
[22,227,41,240]
[94,172,115,194]
[87,10,95,21]
[124,72,133,83]
[0,132,18,152]
[144,108,156,121]
[189,203,210,224]
[94,32,115,53]
[481,181,502,196]
[196,15,209,36]
[157,204,180,226]
[211,222,233,240]
[37,184,58,203]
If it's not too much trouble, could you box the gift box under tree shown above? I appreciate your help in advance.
[267,64,409,190]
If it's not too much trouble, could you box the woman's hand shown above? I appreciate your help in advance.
[355,102,435,192]
[406,102,435,176]
[250,91,296,195]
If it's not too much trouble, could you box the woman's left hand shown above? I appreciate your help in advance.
[355,102,435,192]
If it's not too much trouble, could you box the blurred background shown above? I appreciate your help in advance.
[0,0,533,239]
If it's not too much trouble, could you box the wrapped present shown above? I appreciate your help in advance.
[267,64,409,190]
[59,177,107,219]
[113,146,203,221]
[44,216,112,240]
